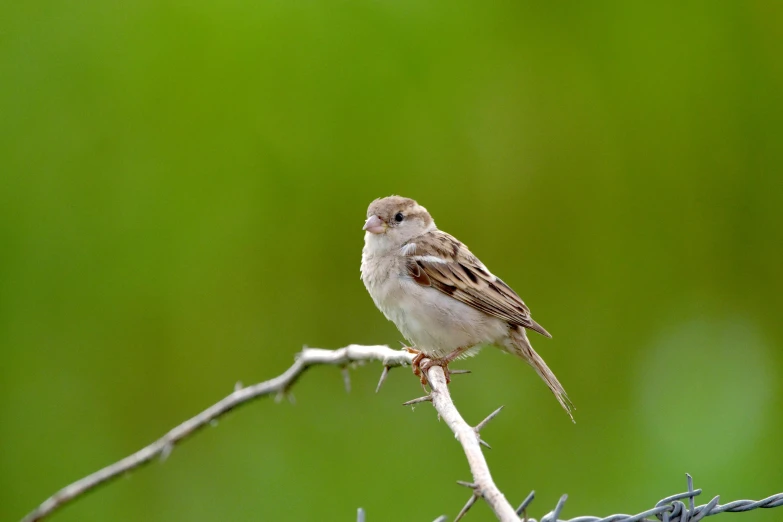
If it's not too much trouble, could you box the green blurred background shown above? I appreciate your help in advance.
[1,1,782,521]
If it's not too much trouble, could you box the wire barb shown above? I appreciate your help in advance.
[517,490,536,518]
[552,494,568,522]
[687,474,696,514]
[692,496,721,522]
[522,474,783,522]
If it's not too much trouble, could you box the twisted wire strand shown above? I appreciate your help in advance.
[534,475,782,522]
[358,474,783,521]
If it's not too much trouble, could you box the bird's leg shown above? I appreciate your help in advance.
[404,347,428,382]
[420,347,468,384]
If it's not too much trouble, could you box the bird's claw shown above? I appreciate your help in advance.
[421,358,452,384]
[404,347,467,386]
[404,347,428,383]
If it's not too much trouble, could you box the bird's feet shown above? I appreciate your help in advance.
[420,358,454,384]
[404,347,467,386]
[404,347,428,384]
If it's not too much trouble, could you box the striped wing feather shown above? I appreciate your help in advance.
[404,232,551,338]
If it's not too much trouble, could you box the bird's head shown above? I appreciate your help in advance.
[363,196,435,251]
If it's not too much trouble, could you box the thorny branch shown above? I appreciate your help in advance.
[413,363,519,521]
[20,345,517,522]
[18,346,783,522]
[20,345,410,522]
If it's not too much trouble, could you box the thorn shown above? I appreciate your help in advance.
[449,369,471,375]
[402,395,432,406]
[472,406,502,450]
[234,381,243,392]
[276,388,296,404]
[516,490,535,518]
[375,366,391,393]
[454,494,479,522]
[341,367,351,393]
[159,441,173,462]
[456,480,477,489]
[432,517,448,522]
[476,406,504,432]
[357,507,365,522]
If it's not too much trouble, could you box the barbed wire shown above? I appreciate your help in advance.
[533,474,782,522]
[358,474,783,522]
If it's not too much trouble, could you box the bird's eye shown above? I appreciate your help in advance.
[394,212,404,223]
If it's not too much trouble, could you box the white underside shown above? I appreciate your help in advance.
[361,239,511,359]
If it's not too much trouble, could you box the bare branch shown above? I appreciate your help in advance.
[20,345,413,522]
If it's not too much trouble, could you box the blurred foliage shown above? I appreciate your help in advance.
[1,1,782,521]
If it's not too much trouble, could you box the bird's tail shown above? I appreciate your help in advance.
[509,327,575,422]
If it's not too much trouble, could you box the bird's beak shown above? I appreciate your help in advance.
[363,215,387,234]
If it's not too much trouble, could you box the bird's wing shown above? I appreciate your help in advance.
[403,231,551,338]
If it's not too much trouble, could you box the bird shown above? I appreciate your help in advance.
[360,195,573,420]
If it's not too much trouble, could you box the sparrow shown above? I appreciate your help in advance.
[360,195,573,419]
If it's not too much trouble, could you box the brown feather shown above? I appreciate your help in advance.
[403,231,552,338]
[407,260,431,286]
[510,327,574,421]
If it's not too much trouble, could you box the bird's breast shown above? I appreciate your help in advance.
[361,252,508,357]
